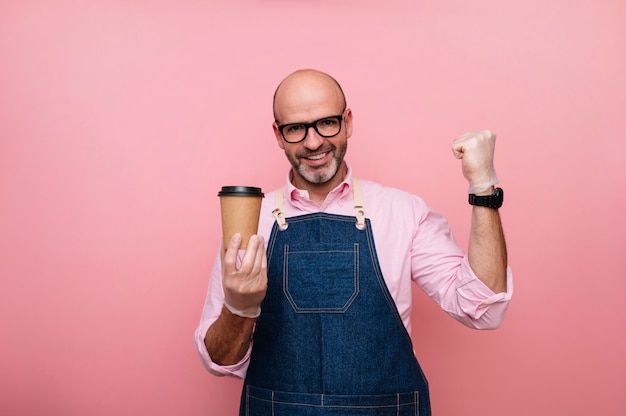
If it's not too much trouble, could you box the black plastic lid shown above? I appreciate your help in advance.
[218,186,264,197]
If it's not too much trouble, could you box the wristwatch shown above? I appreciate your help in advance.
[468,187,504,209]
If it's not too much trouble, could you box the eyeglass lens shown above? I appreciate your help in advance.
[281,116,342,143]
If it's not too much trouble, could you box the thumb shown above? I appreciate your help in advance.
[451,141,465,159]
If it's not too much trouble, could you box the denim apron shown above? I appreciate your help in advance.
[240,178,431,415]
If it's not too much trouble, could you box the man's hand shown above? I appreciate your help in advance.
[222,233,268,318]
[452,130,499,194]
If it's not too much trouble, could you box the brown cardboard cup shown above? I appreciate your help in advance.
[218,186,264,250]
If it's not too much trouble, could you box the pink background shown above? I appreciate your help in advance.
[1,1,625,415]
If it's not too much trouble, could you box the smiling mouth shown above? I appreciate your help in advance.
[305,152,327,160]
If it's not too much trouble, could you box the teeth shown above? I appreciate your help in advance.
[307,153,326,160]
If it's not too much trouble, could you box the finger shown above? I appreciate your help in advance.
[250,236,266,277]
[451,138,468,159]
[223,233,243,273]
[260,242,267,275]
[451,144,464,159]
[457,131,476,140]
[238,235,261,276]
[480,129,496,140]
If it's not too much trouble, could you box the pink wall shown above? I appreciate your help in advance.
[1,1,625,415]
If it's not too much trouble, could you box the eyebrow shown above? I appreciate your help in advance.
[277,113,343,127]
[276,108,345,125]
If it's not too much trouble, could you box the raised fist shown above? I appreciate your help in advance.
[452,130,499,194]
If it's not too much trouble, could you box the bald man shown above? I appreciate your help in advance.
[195,69,513,416]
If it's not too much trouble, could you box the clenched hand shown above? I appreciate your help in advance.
[452,130,499,194]
[222,233,268,318]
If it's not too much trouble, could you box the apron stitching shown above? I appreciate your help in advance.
[397,393,400,416]
[416,390,419,416]
[366,223,410,336]
[283,245,360,314]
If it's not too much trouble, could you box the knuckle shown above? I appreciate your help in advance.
[481,129,495,139]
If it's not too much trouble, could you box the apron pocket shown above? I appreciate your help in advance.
[283,243,359,313]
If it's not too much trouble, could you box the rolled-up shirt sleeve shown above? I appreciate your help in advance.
[412,204,513,330]
[453,257,513,328]
[193,250,251,378]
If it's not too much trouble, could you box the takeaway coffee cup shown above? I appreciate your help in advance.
[218,186,265,250]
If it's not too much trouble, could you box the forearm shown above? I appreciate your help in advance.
[204,305,255,366]
[468,190,508,293]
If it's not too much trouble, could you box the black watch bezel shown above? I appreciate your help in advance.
[468,187,503,209]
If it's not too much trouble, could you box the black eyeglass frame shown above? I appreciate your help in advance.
[276,111,346,144]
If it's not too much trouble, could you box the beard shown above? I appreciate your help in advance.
[287,141,347,185]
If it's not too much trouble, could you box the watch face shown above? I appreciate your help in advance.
[494,188,503,207]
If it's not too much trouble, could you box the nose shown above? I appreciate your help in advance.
[302,125,324,149]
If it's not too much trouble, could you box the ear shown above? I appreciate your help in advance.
[343,108,353,139]
[273,122,285,150]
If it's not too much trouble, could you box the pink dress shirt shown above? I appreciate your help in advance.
[194,164,514,378]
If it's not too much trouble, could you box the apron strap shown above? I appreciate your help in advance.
[272,178,367,231]
[272,188,289,230]
[352,177,366,230]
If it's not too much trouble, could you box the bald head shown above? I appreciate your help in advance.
[273,69,347,123]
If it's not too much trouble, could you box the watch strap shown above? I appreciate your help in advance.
[468,187,503,209]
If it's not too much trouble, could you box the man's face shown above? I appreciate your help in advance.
[275,109,351,186]
[272,75,353,189]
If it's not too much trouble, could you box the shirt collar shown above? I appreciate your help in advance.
[285,162,353,206]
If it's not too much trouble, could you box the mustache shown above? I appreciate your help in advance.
[297,144,335,158]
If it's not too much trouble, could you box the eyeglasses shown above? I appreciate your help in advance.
[276,111,345,144]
